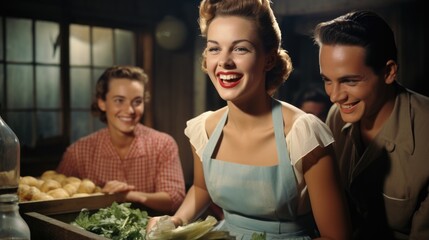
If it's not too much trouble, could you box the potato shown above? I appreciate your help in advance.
[61,176,81,187]
[39,179,61,193]
[51,173,67,184]
[77,179,96,194]
[19,183,30,191]
[32,191,54,201]
[94,186,102,193]
[62,183,78,196]
[19,176,39,187]
[18,184,31,201]
[36,179,45,188]
[47,188,70,199]
[40,170,58,180]
[28,186,42,198]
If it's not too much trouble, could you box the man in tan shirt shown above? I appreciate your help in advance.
[314,10,429,239]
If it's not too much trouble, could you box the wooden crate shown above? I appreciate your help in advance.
[19,193,126,240]
[19,193,125,215]
[24,212,108,240]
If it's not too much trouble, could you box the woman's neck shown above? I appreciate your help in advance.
[108,127,135,155]
[226,95,273,131]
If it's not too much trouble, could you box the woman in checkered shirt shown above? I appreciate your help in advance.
[57,65,186,214]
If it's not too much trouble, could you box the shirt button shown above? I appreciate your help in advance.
[385,142,395,152]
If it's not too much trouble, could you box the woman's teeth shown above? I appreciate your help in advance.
[219,74,240,81]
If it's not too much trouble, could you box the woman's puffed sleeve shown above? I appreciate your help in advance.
[184,111,213,160]
[286,114,334,168]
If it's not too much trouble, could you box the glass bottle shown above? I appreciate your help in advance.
[0,194,31,240]
[0,115,20,195]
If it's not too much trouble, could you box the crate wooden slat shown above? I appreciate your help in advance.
[18,193,126,240]
[19,193,126,215]
[23,212,109,240]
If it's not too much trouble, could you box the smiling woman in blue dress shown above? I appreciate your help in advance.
[147,0,351,239]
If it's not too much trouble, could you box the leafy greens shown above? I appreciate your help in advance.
[71,202,149,240]
[251,232,267,240]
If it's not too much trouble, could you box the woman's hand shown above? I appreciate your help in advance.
[146,215,184,234]
[146,216,163,234]
[102,180,135,194]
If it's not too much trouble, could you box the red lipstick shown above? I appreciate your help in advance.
[218,78,240,88]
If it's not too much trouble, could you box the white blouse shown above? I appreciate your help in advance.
[184,110,335,213]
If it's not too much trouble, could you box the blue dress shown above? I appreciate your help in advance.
[201,100,318,240]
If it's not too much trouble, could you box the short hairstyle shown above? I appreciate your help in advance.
[313,10,397,74]
[90,65,150,123]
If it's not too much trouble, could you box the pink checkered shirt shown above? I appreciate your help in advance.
[56,124,185,211]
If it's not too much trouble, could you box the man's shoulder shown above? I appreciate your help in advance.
[406,89,429,112]
[395,88,429,123]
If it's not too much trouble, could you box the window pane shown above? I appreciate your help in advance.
[7,111,34,147]
[71,111,91,143]
[7,65,33,109]
[92,67,105,87]
[36,66,60,108]
[93,27,113,67]
[70,67,91,108]
[36,21,60,64]
[6,18,32,62]
[37,111,61,138]
[115,29,135,65]
[70,24,90,66]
